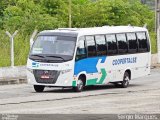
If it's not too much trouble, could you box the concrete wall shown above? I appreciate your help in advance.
[0,66,26,85]
[151,54,158,64]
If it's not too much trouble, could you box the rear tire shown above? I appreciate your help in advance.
[34,85,45,92]
[121,72,130,88]
[73,78,84,92]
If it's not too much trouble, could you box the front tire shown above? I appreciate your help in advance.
[34,85,45,92]
[73,78,84,92]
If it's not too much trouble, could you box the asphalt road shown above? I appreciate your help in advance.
[0,68,160,114]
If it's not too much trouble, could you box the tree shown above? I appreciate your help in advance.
[0,0,156,66]
[2,0,64,34]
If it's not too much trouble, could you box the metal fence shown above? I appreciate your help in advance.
[0,30,37,67]
[0,31,11,67]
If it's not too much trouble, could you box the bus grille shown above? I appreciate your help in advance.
[33,70,60,84]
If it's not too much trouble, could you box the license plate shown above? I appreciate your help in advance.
[41,75,50,79]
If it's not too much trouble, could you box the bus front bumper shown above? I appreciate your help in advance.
[27,69,74,87]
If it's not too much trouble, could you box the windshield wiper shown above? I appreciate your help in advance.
[46,55,65,61]
[30,54,45,58]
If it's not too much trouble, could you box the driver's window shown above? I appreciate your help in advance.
[76,36,87,61]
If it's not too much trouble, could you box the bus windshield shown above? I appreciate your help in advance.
[30,35,76,62]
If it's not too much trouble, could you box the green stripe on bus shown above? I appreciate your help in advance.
[97,68,107,84]
[72,81,77,87]
[86,68,107,85]
[86,78,98,85]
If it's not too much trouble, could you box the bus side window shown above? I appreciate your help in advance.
[95,35,107,56]
[86,36,96,57]
[136,32,148,52]
[106,34,117,55]
[116,33,128,54]
[127,33,138,53]
[76,37,87,61]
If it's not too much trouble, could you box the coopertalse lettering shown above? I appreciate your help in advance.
[112,57,137,66]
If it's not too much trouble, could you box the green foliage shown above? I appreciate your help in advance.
[0,30,10,67]
[0,0,156,67]
[150,32,157,54]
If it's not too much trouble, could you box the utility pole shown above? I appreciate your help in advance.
[69,0,72,28]
[156,0,160,63]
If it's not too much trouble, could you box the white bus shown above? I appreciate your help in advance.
[27,26,151,92]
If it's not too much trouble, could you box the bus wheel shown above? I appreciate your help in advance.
[73,78,84,92]
[34,85,45,92]
[121,72,130,88]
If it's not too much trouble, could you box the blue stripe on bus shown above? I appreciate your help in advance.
[74,56,106,75]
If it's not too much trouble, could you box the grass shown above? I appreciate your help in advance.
[150,32,157,54]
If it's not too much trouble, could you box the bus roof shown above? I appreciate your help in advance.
[38,26,148,37]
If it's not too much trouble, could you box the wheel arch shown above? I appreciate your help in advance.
[78,74,86,86]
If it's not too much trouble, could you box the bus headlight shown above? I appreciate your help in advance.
[27,68,33,74]
[61,69,72,74]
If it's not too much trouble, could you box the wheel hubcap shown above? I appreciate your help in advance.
[124,76,129,86]
[77,79,83,90]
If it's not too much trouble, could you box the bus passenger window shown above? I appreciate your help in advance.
[76,38,86,61]
[86,36,96,57]
[136,32,148,52]
[127,33,138,53]
[116,33,128,54]
[106,34,117,55]
[95,35,107,56]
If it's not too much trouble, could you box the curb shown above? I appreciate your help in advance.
[0,77,27,85]
[151,64,160,69]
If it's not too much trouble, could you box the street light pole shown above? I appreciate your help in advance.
[69,0,72,28]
